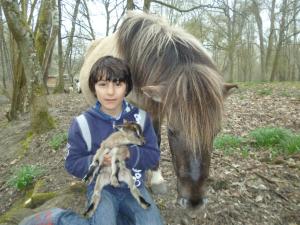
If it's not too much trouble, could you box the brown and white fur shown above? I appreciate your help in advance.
[83,121,150,217]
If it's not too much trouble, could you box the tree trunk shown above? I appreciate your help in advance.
[143,0,151,12]
[127,0,134,10]
[265,0,276,79]
[251,0,266,80]
[2,0,54,133]
[270,0,287,81]
[55,0,80,93]
[34,0,56,93]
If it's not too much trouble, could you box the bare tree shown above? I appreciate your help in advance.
[270,0,288,81]
[2,0,55,133]
[55,0,81,92]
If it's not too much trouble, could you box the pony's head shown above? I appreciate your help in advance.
[140,68,226,208]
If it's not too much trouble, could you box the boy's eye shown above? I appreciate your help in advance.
[97,81,107,86]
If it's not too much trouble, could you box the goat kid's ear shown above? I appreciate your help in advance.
[141,85,165,103]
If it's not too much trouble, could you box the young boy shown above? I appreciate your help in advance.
[65,56,163,225]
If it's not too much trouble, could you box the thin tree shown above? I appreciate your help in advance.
[2,0,55,133]
[55,0,81,93]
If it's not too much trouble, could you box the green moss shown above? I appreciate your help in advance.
[32,111,55,134]
[0,191,33,223]
[19,132,33,158]
[24,192,57,208]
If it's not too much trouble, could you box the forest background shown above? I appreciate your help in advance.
[0,0,300,132]
[0,1,299,224]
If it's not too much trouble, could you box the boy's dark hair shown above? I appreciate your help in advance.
[88,56,133,96]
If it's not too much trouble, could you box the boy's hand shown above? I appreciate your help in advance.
[102,154,111,166]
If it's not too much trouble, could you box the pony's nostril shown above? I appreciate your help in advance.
[191,197,208,208]
[177,197,189,209]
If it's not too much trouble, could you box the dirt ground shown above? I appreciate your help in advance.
[0,82,299,225]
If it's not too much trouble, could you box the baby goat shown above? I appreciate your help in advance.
[83,121,150,217]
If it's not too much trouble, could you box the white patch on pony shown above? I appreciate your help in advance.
[190,159,200,181]
[150,169,165,184]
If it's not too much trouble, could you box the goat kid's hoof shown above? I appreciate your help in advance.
[83,203,95,217]
[150,181,168,195]
[111,177,120,187]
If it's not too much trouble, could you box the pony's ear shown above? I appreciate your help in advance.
[141,85,165,102]
[223,83,238,98]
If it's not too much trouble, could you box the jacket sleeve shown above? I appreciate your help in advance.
[65,118,93,179]
[126,113,160,170]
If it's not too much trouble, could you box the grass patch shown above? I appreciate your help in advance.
[8,165,44,191]
[250,127,300,157]
[249,127,291,147]
[214,134,244,155]
[278,135,300,155]
[49,132,67,151]
[256,88,272,96]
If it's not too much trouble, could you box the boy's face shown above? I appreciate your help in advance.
[95,78,127,117]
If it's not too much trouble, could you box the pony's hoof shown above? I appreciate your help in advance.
[150,181,168,195]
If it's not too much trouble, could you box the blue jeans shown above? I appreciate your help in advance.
[19,186,163,225]
[88,185,164,225]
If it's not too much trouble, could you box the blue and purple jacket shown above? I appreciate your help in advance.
[65,100,160,193]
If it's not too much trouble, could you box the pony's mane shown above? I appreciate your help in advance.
[116,11,224,153]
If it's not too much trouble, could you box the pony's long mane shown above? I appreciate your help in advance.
[117,12,225,153]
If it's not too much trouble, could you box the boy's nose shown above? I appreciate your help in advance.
[107,83,115,95]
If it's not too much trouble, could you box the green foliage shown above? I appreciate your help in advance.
[249,127,291,147]
[8,165,43,191]
[279,135,300,155]
[279,90,292,97]
[250,127,300,156]
[256,88,272,96]
[49,132,67,150]
[214,134,244,155]
[214,127,299,158]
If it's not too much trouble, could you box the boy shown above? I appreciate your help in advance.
[65,56,163,225]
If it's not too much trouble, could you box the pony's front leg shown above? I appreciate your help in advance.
[150,119,167,195]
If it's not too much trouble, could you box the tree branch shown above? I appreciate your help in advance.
[151,0,223,13]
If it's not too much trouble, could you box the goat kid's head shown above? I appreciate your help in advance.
[115,120,145,145]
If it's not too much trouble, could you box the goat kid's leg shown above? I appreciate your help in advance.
[119,167,150,209]
[83,147,109,184]
[110,148,120,187]
[84,168,110,217]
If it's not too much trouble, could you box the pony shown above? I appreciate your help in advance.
[79,11,237,209]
